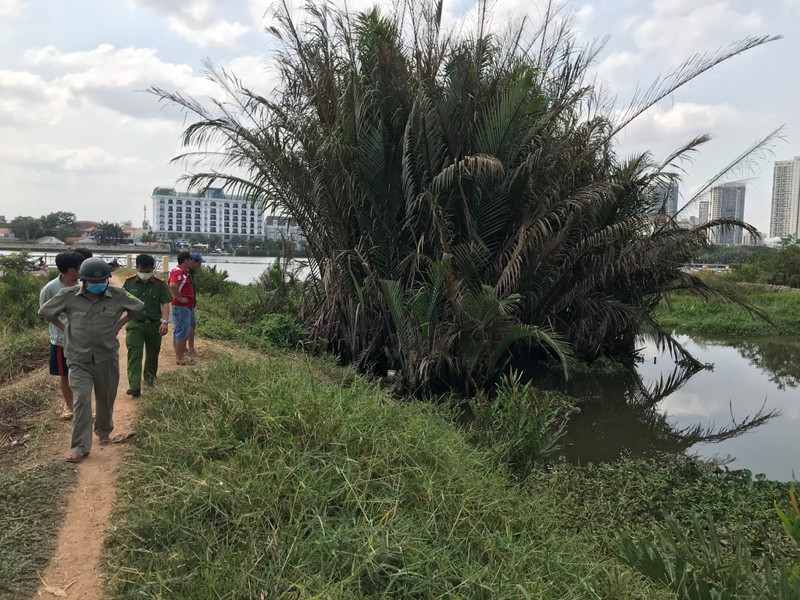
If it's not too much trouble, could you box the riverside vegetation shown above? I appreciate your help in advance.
[2,0,798,595]
[135,0,800,595]
[98,264,800,598]
[654,252,800,337]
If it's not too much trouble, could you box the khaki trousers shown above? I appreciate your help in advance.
[68,357,119,453]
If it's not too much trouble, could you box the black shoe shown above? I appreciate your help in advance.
[126,388,141,398]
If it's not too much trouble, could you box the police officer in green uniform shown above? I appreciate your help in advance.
[39,257,145,463]
[123,254,171,397]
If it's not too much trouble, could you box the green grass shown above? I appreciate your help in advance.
[0,328,49,386]
[105,352,671,599]
[0,462,76,599]
[653,287,800,337]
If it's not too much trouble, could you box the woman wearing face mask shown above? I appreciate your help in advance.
[39,257,145,463]
[122,254,172,398]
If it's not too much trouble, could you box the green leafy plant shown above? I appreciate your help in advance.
[776,488,800,580]
[620,512,800,599]
[250,313,309,350]
[0,259,47,331]
[193,264,231,296]
[470,370,571,479]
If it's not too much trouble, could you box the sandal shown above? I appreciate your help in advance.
[176,357,195,366]
[98,436,112,446]
[61,410,73,420]
[65,451,89,463]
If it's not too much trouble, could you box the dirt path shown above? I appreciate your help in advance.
[36,290,180,599]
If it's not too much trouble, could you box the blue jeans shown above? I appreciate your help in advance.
[172,305,193,341]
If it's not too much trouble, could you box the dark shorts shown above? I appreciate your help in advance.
[49,344,69,377]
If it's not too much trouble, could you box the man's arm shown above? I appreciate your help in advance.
[116,290,146,332]
[39,288,68,321]
[43,315,65,331]
[169,281,189,304]
[116,312,135,332]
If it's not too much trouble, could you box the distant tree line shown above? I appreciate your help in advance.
[695,245,772,265]
[727,246,800,288]
[7,211,80,241]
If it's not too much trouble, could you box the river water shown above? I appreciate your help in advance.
[2,250,289,285]
[541,335,800,481]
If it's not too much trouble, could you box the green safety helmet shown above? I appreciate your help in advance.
[79,257,112,282]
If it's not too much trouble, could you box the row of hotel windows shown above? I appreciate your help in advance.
[158,223,258,235]
[158,208,256,215]
[157,199,255,209]
[161,217,258,223]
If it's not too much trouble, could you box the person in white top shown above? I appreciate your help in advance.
[38,251,87,419]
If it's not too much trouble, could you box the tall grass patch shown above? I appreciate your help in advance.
[106,355,669,599]
[0,263,46,331]
[0,328,49,386]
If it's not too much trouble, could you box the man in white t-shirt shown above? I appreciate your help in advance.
[38,251,87,419]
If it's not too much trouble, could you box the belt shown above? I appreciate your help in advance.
[135,318,160,324]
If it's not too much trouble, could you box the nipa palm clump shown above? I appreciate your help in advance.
[154,0,778,394]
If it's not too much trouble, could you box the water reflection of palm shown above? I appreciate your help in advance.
[557,360,776,464]
[734,339,800,390]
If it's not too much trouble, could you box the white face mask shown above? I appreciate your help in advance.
[138,272,154,281]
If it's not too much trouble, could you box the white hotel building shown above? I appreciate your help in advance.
[151,186,265,240]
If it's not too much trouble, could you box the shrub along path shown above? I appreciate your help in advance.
[35,280,185,599]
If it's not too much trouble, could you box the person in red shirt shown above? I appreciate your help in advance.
[168,251,196,365]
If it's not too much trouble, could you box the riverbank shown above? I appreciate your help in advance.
[105,345,673,598]
[654,282,800,337]
[4,267,799,597]
[103,339,798,598]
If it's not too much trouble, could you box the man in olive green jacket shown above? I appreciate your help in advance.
[122,254,171,397]
[40,257,144,463]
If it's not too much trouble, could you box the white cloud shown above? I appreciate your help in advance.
[131,0,249,48]
[594,51,644,87]
[225,55,279,96]
[575,4,594,21]
[13,45,221,121]
[0,69,72,124]
[0,144,142,173]
[619,102,742,152]
[0,0,25,17]
[632,0,763,60]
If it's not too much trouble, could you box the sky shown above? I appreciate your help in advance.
[0,0,798,234]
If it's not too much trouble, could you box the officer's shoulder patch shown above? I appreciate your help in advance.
[154,275,165,281]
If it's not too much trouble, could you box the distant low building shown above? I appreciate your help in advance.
[35,236,66,245]
[741,230,764,246]
[675,215,698,230]
[0,227,14,239]
[264,215,306,248]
